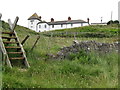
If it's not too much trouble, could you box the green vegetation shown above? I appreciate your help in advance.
[3,51,118,88]
[1,21,119,88]
[43,25,118,38]
[107,20,119,25]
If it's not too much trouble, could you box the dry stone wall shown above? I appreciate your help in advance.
[47,40,119,59]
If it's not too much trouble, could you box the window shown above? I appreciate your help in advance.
[45,25,47,28]
[30,20,34,24]
[81,23,83,26]
[71,24,73,27]
[61,24,63,27]
[39,25,41,28]
[30,20,34,22]
[31,26,33,28]
[52,25,54,28]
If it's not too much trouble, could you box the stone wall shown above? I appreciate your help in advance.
[47,40,119,59]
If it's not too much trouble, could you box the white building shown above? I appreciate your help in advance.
[91,23,107,25]
[28,13,89,32]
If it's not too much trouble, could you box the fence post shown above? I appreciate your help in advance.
[51,32,53,38]
[65,32,67,38]
[0,13,2,20]
[21,35,30,45]
[70,32,72,38]
[74,32,76,40]
[31,36,40,51]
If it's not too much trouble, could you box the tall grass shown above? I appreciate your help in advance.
[2,51,118,88]
[1,22,118,88]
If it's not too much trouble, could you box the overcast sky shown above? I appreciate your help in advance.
[0,0,119,27]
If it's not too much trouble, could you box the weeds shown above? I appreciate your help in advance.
[1,22,118,88]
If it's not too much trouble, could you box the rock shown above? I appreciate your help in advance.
[73,40,79,44]
[46,53,56,59]
[48,40,118,60]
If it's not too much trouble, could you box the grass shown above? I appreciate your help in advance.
[42,25,118,38]
[2,51,118,88]
[1,21,119,88]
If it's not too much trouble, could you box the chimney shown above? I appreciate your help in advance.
[87,18,90,25]
[51,18,54,22]
[39,16,41,20]
[68,17,71,21]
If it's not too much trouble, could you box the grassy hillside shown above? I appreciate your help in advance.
[43,25,118,38]
[1,21,118,88]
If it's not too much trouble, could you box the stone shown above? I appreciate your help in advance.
[73,40,79,44]
[48,40,118,60]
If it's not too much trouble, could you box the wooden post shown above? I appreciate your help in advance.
[76,32,78,39]
[71,32,72,38]
[31,36,40,51]
[74,33,76,40]
[21,35,29,45]
[48,32,53,53]
[0,13,2,20]
[12,16,19,31]
[8,16,19,31]
[51,32,53,38]
[65,32,67,38]
[8,19,13,30]
[0,13,2,29]
[7,17,19,43]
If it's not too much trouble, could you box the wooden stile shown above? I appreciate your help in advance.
[1,16,30,68]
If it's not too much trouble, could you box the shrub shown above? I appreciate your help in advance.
[107,20,114,25]
[114,20,119,24]
[107,20,119,25]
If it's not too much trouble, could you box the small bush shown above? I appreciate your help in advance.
[107,20,119,25]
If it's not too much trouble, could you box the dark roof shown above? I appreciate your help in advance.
[28,14,88,25]
[28,13,41,21]
[37,21,47,25]
[47,19,87,25]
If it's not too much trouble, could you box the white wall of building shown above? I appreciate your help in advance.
[28,19,40,32]
[36,23,88,32]
[37,23,49,32]
[83,23,89,26]
[49,24,67,30]
[72,23,82,27]
[28,19,89,32]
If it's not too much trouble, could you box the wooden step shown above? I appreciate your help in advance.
[5,46,21,49]
[2,36,17,39]
[2,32,13,34]
[8,52,23,54]
[9,57,25,60]
[3,41,19,44]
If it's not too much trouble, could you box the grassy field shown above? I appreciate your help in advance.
[1,21,119,88]
[43,24,118,38]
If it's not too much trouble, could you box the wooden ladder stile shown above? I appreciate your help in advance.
[1,16,30,68]
[0,14,12,67]
[13,30,30,68]
[0,34,12,68]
